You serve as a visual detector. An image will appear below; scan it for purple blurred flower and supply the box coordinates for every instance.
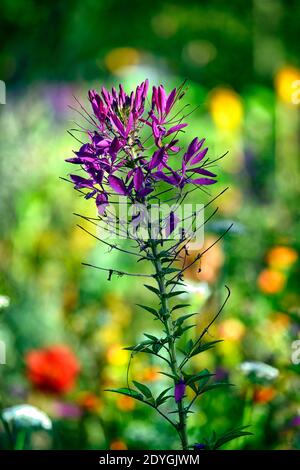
[54,402,82,419]
[174,378,186,402]
[290,416,300,427]
[215,366,229,382]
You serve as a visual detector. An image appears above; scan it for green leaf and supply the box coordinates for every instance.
[160,258,175,264]
[185,339,194,355]
[162,267,180,274]
[212,426,252,449]
[136,304,159,317]
[123,341,151,352]
[144,333,158,341]
[165,290,186,299]
[159,371,178,381]
[189,340,223,358]
[105,388,144,401]
[132,381,153,399]
[157,250,172,258]
[166,280,186,287]
[155,387,172,407]
[173,313,196,328]
[144,284,161,297]
[171,304,191,312]
[185,370,213,386]
[173,324,195,338]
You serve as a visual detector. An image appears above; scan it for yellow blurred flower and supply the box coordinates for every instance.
[116,395,136,412]
[218,186,243,216]
[218,318,246,341]
[110,439,128,450]
[104,293,132,326]
[275,66,300,105]
[266,246,298,270]
[209,88,243,132]
[106,344,129,366]
[104,48,140,74]
[94,324,121,346]
[69,226,95,253]
[258,269,286,294]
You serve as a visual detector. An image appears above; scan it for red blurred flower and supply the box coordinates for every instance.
[26,345,80,394]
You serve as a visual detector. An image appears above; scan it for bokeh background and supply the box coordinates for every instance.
[1,0,300,450]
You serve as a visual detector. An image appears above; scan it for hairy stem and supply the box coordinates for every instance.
[149,239,188,450]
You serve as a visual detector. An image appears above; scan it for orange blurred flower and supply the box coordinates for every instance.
[116,395,136,412]
[140,366,160,382]
[110,439,128,450]
[266,246,298,270]
[258,269,285,294]
[26,345,80,394]
[77,392,102,412]
[182,236,224,284]
[253,386,276,404]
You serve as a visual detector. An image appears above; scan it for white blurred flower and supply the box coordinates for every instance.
[2,405,52,430]
[0,295,10,309]
[240,361,279,381]
[182,281,211,298]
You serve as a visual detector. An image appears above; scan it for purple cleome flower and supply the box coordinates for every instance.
[174,378,186,402]
[66,80,217,215]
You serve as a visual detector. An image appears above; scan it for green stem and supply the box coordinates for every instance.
[149,239,188,450]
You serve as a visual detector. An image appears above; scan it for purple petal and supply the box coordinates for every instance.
[165,211,180,237]
[157,85,167,115]
[190,177,217,185]
[166,123,187,136]
[125,112,134,137]
[66,157,95,164]
[110,114,125,137]
[96,192,108,215]
[174,379,186,402]
[85,190,97,200]
[190,147,208,165]
[133,167,144,191]
[137,186,154,198]
[108,175,127,195]
[75,143,95,158]
[187,167,216,177]
[70,174,95,189]
[149,148,166,170]
[165,88,177,114]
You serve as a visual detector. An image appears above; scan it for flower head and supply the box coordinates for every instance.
[240,361,279,382]
[66,80,217,216]
[2,405,52,430]
[26,345,80,394]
